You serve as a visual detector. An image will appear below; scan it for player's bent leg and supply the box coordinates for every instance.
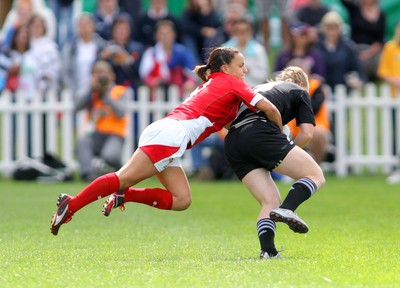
[274,146,325,189]
[271,146,325,233]
[102,149,160,216]
[104,155,191,215]
[157,166,192,211]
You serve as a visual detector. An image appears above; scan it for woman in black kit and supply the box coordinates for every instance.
[340,0,386,82]
[224,66,326,259]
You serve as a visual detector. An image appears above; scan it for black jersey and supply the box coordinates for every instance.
[233,81,315,127]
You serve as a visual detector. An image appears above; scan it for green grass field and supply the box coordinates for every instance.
[1,175,399,288]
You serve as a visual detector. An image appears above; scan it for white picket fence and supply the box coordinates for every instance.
[0,85,182,177]
[0,83,399,178]
[328,83,400,176]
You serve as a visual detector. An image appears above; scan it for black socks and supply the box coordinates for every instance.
[257,218,278,256]
[280,177,317,212]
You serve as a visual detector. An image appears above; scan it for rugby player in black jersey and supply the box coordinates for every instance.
[225,66,326,259]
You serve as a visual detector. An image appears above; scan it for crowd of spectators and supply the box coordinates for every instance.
[0,0,397,181]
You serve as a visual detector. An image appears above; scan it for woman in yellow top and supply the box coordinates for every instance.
[377,20,400,98]
[377,20,400,184]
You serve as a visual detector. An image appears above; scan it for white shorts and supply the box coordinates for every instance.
[139,119,189,172]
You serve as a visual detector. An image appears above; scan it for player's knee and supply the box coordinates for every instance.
[175,194,192,210]
[310,169,325,191]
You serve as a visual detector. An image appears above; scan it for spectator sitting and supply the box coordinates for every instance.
[61,13,106,100]
[340,0,386,82]
[286,58,331,164]
[315,11,364,92]
[139,20,197,100]
[181,0,221,63]
[223,18,269,88]
[135,0,182,48]
[75,60,131,182]
[274,21,325,80]
[0,0,56,48]
[93,0,122,41]
[99,13,144,96]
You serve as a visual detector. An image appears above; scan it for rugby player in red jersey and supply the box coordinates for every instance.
[50,46,282,236]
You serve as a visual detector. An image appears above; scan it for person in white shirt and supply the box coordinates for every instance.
[223,18,269,88]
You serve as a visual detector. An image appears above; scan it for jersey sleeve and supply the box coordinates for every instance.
[295,90,316,126]
[230,77,259,111]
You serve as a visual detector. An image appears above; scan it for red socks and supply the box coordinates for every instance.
[68,173,120,214]
[67,173,173,213]
[124,187,173,210]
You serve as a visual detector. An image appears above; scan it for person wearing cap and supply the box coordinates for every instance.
[274,21,325,79]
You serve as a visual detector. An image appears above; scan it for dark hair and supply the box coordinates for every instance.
[10,25,30,51]
[155,19,176,33]
[28,14,48,36]
[111,13,132,32]
[194,47,240,82]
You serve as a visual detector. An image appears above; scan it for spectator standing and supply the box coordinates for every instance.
[75,60,130,181]
[118,0,142,31]
[135,0,182,48]
[203,3,248,51]
[93,0,122,41]
[377,20,400,98]
[340,0,386,82]
[48,0,74,47]
[99,14,144,96]
[377,20,400,184]
[0,0,56,48]
[139,20,197,100]
[315,11,364,92]
[28,14,60,93]
[274,22,325,79]
[223,18,269,88]
[295,0,330,43]
[254,0,291,50]
[0,25,36,158]
[61,13,106,100]
[0,25,35,99]
[181,0,221,63]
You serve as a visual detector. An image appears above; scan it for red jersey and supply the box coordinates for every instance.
[166,72,262,147]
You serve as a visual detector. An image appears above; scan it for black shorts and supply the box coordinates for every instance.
[224,120,295,181]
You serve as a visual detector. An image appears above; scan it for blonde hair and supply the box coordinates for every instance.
[275,66,309,90]
[321,11,343,31]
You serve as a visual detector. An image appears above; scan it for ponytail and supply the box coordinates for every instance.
[194,47,240,82]
[194,64,210,82]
